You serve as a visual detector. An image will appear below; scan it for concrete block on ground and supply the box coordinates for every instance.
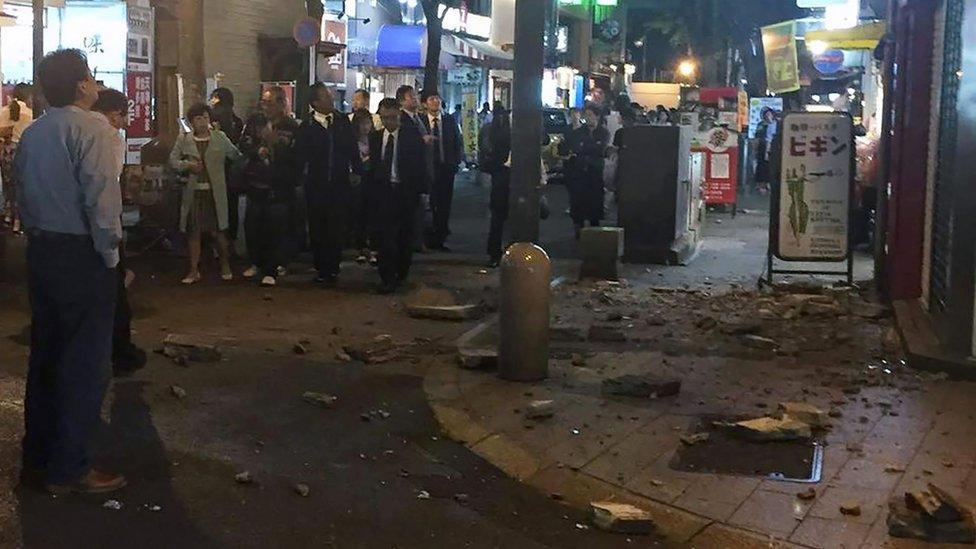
[580,227,623,280]
[161,333,222,362]
[407,304,482,321]
[457,348,498,370]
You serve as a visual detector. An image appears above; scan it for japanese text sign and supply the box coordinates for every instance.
[126,71,153,139]
[776,112,853,261]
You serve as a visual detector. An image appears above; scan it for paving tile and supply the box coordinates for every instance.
[671,495,740,522]
[758,479,818,495]
[807,486,889,525]
[728,488,811,536]
[790,517,871,549]
[625,469,693,504]
[582,429,680,486]
[678,474,761,505]
[833,458,902,493]
[690,522,798,549]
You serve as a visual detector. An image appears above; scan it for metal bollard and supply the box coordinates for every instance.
[498,242,551,382]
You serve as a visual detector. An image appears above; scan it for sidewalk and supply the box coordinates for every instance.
[426,275,976,547]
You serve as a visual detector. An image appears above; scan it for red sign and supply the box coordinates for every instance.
[126,71,153,138]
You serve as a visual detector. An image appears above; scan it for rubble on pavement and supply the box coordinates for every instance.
[590,501,654,535]
[719,416,812,442]
[160,333,222,363]
[457,348,498,370]
[778,402,829,428]
[404,287,482,321]
[889,484,976,544]
[302,392,338,408]
[602,374,681,399]
[525,400,555,420]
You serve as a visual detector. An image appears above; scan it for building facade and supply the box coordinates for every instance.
[882,0,976,368]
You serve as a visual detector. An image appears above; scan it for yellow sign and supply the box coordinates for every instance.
[761,21,801,94]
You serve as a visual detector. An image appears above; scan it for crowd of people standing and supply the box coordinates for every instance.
[165,81,464,294]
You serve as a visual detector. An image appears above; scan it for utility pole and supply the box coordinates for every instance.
[509,0,545,242]
[498,0,551,383]
[32,0,43,85]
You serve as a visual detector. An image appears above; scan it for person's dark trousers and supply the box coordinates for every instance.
[244,198,288,279]
[226,190,242,241]
[377,193,419,286]
[112,253,132,352]
[429,164,457,248]
[486,167,511,263]
[23,231,117,484]
[306,185,348,278]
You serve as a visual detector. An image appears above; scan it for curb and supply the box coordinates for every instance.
[422,360,810,548]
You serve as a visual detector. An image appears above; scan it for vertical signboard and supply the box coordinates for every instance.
[761,21,800,94]
[462,91,479,162]
[126,5,154,164]
[773,112,853,262]
[318,19,347,86]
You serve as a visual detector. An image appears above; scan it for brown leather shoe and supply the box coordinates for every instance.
[46,470,127,495]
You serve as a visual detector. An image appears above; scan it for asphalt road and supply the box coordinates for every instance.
[3,346,668,548]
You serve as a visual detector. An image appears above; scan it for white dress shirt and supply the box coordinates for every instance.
[382,128,399,183]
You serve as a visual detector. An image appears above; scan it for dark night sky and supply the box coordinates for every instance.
[627,0,808,74]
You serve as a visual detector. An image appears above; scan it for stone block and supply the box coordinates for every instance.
[580,227,623,280]
[590,501,654,535]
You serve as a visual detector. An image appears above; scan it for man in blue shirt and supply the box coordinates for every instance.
[14,49,126,494]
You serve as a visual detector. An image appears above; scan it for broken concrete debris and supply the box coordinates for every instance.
[102,499,123,510]
[778,402,829,428]
[797,488,817,501]
[680,432,709,446]
[161,333,222,363]
[294,483,311,497]
[889,484,975,544]
[293,342,309,355]
[739,334,779,350]
[457,348,498,370]
[840,503,862,516]
[234,471,253,484]
[302,392,338,408]
[525,400,555,420]
[601,374,681,399]
[590,501,654,535]
[720,417,812,442]
[406,303,482,321]
[169,385,187,400]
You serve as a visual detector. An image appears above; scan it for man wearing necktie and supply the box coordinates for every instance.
[420,89,463,251]
[369,98,425,294]
[396,85,434,252]
[296,83,361,285]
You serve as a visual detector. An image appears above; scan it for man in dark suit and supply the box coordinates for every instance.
[396,85,433,252]
[296,83,361,285]
[369,98,425,294]
[420,89,463,251]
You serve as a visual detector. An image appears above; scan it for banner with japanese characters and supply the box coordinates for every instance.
[775,112,853,261]
[761,21,800,94]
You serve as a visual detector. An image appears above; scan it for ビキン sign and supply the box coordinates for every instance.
[774,112,853,262]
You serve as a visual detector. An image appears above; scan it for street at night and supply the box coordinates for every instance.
[2,0,976,547]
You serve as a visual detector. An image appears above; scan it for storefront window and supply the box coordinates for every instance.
[1,1,126,91]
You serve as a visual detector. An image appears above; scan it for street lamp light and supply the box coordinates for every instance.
[678,59,697,79]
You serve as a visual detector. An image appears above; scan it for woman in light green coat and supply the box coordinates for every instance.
[170,103,243,284]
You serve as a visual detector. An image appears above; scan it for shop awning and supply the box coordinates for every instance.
[375,24,426,68]
[805,21,887,50]
[452,36,513,69]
